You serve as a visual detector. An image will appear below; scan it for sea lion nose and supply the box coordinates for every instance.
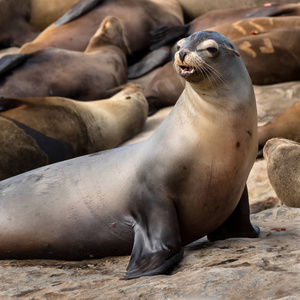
[179,50,188,62]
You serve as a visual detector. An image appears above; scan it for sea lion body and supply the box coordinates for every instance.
[0,16,128,100]
[29,0,79,30]
[264,138,300,208]
[209,16,300,41]
[150,4,300,50]
[258,101,300,155]
[0,84,148,180]
[0,0,39,48]
[177,1,300,22]
[0,31,259,278]
[20,0,183,54]
[234,27,300,85]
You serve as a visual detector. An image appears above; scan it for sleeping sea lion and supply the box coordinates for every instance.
[0,16,128,100]
[19,0,184,54]
[0,31,259,279]
[0,84,148,180]
[150,3,300,50]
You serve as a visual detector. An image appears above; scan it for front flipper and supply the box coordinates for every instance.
[128,46,171,79]
[54,0,103,27]
[0,54,29,77]
[150,24,189,51]
[207,185,260,242]
[125,199,183,279]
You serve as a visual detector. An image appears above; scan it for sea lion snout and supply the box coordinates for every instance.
[179,49,188,62]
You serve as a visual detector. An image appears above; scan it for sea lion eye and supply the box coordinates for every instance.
[206,47,218,55]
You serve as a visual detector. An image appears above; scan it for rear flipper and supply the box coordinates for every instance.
[0,54,29,77]
[125,198,183,279]
[150,24,189,51]
[207,185,260,242]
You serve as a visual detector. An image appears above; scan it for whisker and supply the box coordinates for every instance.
[202,61,230,89]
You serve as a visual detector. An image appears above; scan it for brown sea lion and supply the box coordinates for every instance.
[263,138,300,208]
[0,0,39,49]
[143,61,183,115]
[29,0,79,30]
[145,25,300,113]
[19,0,184,54]
[0,31,259,279]
[209,16,300,41]
[235,27,300,85]
[177,0,300,22]
[0,84,147,180]
[150,3,300,50]
[0,16,128,100]
[258,100,300,157]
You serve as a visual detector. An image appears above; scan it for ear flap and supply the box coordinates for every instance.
[225,44,240,57]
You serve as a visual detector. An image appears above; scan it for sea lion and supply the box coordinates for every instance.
[150,3,300,50]
[0,0,39,49]
[258,101,300,157]
[263,138,300,208]
[19,0,184,54]
[208,16,300,41]
[0,31,259,279]
[0,16,128,100]
[143,61,183,115]
[0,84,147,180]
[177,0,300,22]
[145,25,300,113]
[29,0,79,30]
[235,27,300,85]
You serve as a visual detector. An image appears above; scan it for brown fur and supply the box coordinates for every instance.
[0,0,39,48]
[0,84,148,180]
[0,17,128,100]
[20,0,183,54]
[264,138,300,207]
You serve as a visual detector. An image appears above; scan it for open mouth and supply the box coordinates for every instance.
[177,65,199,78]
[179,65,195,74]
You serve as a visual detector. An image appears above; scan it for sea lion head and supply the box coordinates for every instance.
[174,31,241,84]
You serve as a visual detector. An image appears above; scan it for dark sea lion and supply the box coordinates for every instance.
[0,0,39,49]
[0,31,259,279]
[19,0,184,54]
[235,27,300,85]
[258,101,300,157]
[0,16,128,100]
[263,138,300,208]
[150,3,300,50]
[0,84,147,180]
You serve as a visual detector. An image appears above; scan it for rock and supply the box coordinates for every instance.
[1,206,299,299]
[247,158,279,214]
[254,81,300,125]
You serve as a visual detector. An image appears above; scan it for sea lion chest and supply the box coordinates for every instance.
[142,91,257,245]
